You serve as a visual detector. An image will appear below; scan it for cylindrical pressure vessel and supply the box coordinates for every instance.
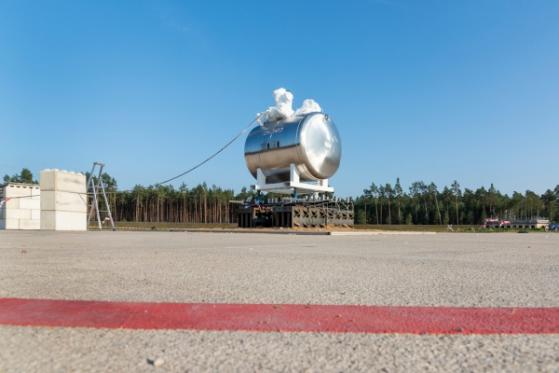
[244,112,341,183]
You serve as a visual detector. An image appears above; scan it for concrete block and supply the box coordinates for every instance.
[39,169,87,231]
[19,196,41,210]
[0,183,41,230]
[5,198,20,209]
[2,218,20,230]
[41,211,87,231]
[19,219,40,230]
[31,209,40,220]
[41,191,87,213]
[40,211,54,231]
[40,169,86,193]
[4,184,33,198]
[6,209,32,220]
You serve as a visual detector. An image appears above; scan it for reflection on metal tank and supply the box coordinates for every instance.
[244,112,341,183]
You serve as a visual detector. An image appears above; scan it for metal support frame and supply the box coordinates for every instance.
[236,199,354,228]
[87,162,115,231]
[254,163,334,195]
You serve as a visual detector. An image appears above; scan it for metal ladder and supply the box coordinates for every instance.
[87,162,115,231]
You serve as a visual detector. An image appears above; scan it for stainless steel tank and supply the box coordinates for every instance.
[244,112,341,183]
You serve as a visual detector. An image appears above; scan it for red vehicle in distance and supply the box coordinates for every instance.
[484,218,511,229]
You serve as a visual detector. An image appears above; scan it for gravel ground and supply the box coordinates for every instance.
[1,326,558,372]
[0,230,558,372]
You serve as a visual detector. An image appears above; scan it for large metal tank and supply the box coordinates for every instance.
[244,112,341,183]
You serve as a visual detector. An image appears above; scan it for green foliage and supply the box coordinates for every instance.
[2,168,37,184]
[7,166,558,226]
[356,209,366,225]
[405,213,413,225]
[85,172,117,191]
[111,181,238,224]
[20,168,33,183]
[443,209,450,225]
[357,178,559,225]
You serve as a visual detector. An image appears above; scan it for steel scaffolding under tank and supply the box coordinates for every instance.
[236,198,354,229]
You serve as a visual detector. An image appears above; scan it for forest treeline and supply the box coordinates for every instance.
[3,169,559,225]
[355,178,559,225]
[110,183,245,224]
[91,176,559,225]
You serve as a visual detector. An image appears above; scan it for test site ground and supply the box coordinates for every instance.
[1,231,558,371]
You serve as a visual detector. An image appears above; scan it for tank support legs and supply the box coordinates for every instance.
[254,164,334,195]
[289,164,300,184]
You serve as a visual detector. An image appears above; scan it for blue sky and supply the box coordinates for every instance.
[1,0,558,196]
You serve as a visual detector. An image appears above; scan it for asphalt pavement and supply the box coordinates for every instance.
[0,231,558,371]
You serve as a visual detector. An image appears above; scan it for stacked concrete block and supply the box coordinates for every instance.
[0,183,41,230]
[40,169,87,231]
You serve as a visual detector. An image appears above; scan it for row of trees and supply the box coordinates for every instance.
[2,168,241,224]
[3,168,36,184]
[69,176,559,225]
[111,184,237,224]
[89,171,249,224]
[354,178,559,225]
[3,168,559,225]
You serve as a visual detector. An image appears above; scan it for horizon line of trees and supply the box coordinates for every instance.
[355,178,559,225]
[3,168,559,225]
[3,168,37,184]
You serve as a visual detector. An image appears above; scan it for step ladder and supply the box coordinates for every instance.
[87,162,115,231]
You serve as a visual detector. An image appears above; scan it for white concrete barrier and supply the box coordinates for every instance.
[0,183,41,230]
[40,191,88,212]
[40,210,87,231]
[40,169,87,231]
[40,170,86,194]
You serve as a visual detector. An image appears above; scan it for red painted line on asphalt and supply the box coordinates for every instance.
[0,298,558,334]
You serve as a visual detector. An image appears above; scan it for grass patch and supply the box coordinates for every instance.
[354,224,540,233]
[90,222,237,231]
